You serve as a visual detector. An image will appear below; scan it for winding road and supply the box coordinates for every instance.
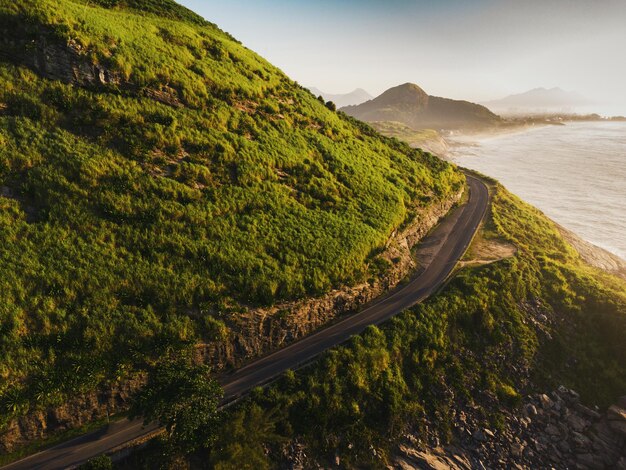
[2,174,489,470]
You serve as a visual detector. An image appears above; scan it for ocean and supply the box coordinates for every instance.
[449,121,626,260]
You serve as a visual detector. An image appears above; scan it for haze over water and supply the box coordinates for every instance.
[450,122,626,260]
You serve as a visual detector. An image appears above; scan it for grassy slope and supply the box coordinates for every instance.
[369,121,442,147]
[215,180,626,468]
[0,0,463,425]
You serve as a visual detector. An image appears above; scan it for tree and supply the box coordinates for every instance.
[130,352,223,455]
[209,404,285,470]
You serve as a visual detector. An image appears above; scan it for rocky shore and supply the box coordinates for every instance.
[557,225,626,281]
[393,388,626,469]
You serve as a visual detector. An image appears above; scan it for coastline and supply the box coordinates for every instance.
[437,116,625,158]
[445,121,557,146]
[448,120,626,263]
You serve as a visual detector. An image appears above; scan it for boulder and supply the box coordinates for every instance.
[538,394,553,409]
[545,423,561,437]
[607,405,626,422]
[566,413,589,433]
[524,404,538,417]
[607,405,626,436]
[472,429,487,442]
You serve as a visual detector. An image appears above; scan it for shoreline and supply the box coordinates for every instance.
[441,117,626,155]
[445,121,557,146]
[447,120,626,264]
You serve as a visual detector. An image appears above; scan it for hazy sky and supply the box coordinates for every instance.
[180,0,626,113]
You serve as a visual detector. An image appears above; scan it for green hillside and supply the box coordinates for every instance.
[0,0,463,425]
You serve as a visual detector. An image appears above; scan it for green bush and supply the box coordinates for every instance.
[129,353,223,455]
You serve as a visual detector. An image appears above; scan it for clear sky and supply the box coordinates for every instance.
[179,0,626,113]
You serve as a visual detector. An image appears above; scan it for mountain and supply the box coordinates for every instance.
[341,83,501,130]
[482,87,589,114]
[308,87,373,107]
[0,0,463,452]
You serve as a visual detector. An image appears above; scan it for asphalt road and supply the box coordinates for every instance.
[2,174,488,470]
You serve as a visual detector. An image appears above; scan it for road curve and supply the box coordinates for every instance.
[2,174,488,470]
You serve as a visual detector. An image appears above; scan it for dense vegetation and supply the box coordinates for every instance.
[0,0,463,430]
[131,181,624,469]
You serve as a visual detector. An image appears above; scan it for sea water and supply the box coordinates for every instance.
[449,121,626,260]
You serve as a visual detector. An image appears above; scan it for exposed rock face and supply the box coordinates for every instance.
[30,39,123,87]
[0,26,182,107]
[0,378,144,454]
[392,389,626,469]
[0,22,122,88]
[196,191,463,371]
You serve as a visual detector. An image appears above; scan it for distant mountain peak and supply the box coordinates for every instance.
[369,83,430,111]
[306,87,373,107]
[389,83,429,96]
[483,87,588,114]
[342,83,499,130]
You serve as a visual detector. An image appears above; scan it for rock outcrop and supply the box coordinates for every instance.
[0,24,182,107]
[0,378,144,454]
[0,20,122,88]
[392,388,626,469]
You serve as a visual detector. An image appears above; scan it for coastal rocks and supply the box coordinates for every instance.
[556,224,626,281]
[196,191,463,372]
[392,389,626,470]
